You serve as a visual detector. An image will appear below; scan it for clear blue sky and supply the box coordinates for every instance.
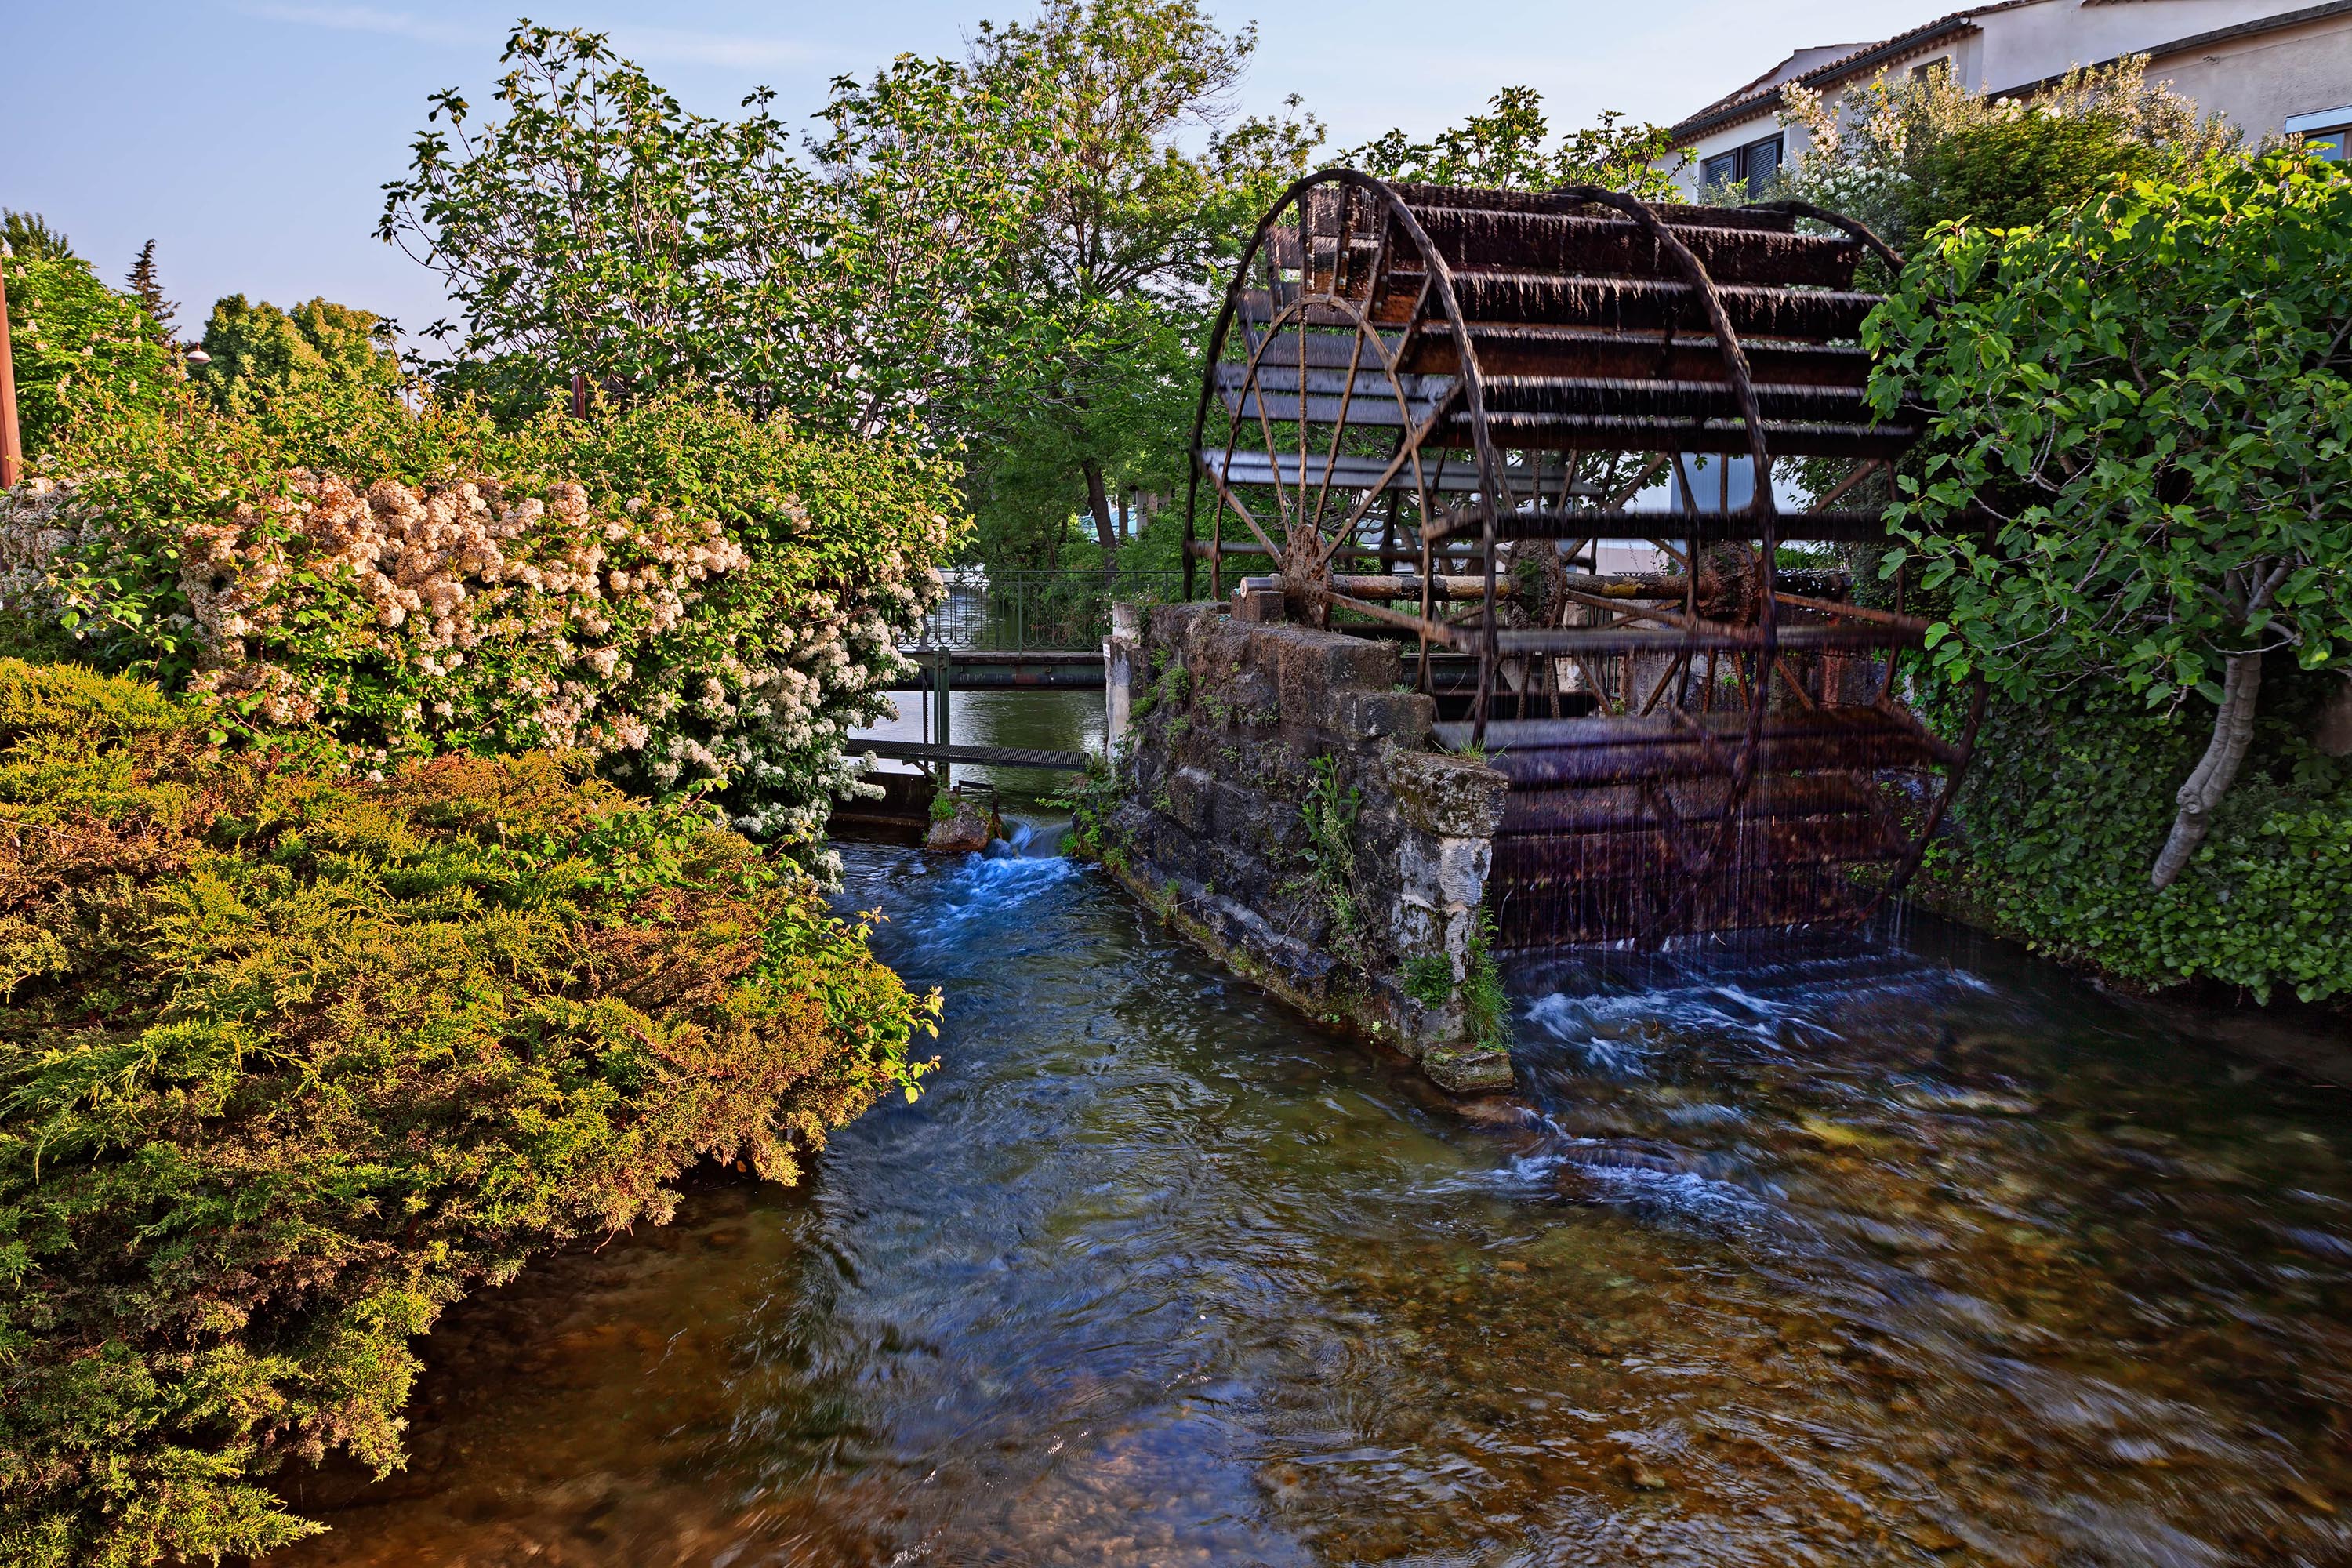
[6,1,1958,343]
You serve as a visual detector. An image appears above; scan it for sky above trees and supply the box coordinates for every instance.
[9,1,1961,341]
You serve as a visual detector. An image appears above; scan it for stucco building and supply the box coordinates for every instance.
[1666,0,2352,198]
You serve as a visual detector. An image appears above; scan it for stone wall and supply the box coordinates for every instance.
[1096,603,1510,1093]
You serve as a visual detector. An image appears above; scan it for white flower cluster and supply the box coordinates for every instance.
[0,468,955,866]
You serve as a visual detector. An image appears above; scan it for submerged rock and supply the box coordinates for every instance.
[926,788,997,853]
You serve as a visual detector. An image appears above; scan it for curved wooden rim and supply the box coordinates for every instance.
[1186,174,1949,946]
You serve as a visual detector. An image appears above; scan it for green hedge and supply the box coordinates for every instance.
[1919,683,2352,1003]
[0,659,937,1565]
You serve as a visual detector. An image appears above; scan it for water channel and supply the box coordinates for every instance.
[271,693,2352,1567]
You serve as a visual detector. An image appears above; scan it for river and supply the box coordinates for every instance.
[270,696,2352,1568]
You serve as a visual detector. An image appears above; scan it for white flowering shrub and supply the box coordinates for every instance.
[1772,57,2238,252]
[0,389,963,865]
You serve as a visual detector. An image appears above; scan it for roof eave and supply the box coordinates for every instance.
[1667,16,1984,149]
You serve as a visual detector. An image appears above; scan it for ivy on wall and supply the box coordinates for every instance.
[1920,681,2352,1004]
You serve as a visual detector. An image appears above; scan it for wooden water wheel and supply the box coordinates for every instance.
[1184,172,1984,948]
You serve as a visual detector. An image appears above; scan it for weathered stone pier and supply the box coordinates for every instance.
[1098,602,1514,1093]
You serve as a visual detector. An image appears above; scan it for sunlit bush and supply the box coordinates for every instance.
[0,658,938,1566]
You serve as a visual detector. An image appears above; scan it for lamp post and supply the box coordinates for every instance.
[0,246,21,490]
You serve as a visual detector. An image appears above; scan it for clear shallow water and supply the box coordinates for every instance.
[273,833,2352,1567]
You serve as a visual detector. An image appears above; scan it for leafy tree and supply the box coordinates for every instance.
[1867,151,2352,888]
[122,240,174,342]
[379,26,751,407]
[1343,89,1683,201]
[725,53,1044,435]
[378,9,1316,574]
[0,210,75,263]
[964,0,1320,574]
[190,294,401,408]
[0,253,176,460]
[379,24,1040,436]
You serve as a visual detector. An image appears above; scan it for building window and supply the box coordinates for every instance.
[1700,133,1785,198]
[1911,56,1951,83]
[2285,105,2350,161]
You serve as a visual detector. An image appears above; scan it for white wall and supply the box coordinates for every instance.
[2152,14,2352,141]
[1973,0,2325,96]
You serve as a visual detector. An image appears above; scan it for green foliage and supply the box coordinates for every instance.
[1868,152,2352,710]
[0,659,938,1566]
[1050,750,1125,860]
[1401,951,1452,1008]
[0,378,964,863]
[0,254,177,461]
[1301,752,1361,945]
[1906,112,2160,235]
[191,295,401,409]
[960,0,1320,567]
[1344,89,1684,201]
[1461,909,1512,1050]
[378,10,1316,572]
[1923,686,2352,1004]
[1399,909,1512,1047]
[1,211,76,263]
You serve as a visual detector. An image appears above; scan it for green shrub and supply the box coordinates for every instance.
[1301,753,1362,946]
[1777,55,2234,256]
[1905,111,2160,234]
[0,254,176,463]
[1401,952,1452,1009]
[1050,752,1123,859]
[0,659,938,1565]
[0,383,964,867]
[1921,684,2352,1004]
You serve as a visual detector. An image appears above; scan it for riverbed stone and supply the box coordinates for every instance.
[925,789,996,853]
[1421,1046,1515,1094]
[1099,601,1509,1094]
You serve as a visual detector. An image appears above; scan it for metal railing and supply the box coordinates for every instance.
[906,568,1192,652]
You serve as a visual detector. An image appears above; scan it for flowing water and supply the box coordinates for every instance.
[274,794,2352,1566]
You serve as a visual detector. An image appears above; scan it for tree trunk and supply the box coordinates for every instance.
[2150,651,2262,891]
[1082,458,1120,586]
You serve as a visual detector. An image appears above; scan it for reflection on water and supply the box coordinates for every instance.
[274,837,2352,1566]
[852,688,1105,800]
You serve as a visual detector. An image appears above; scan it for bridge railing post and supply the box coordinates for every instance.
[932,649,953,789]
